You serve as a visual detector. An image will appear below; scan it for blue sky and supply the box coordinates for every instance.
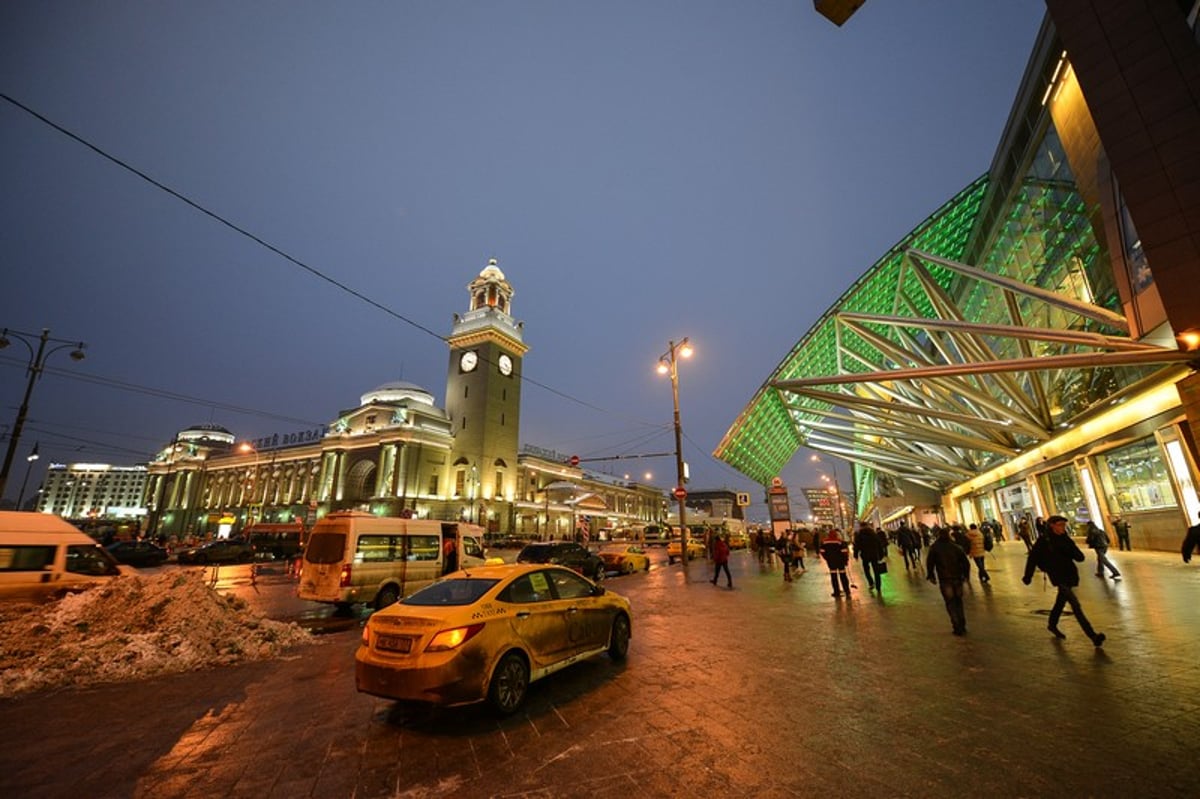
[1,1,1046,519]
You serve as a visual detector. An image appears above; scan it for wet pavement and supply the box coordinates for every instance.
[2,541,1200,798]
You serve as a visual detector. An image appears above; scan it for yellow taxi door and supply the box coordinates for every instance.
[546,568,611,654]
[503,570,574,666]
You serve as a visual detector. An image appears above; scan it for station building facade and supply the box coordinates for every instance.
[716,4,1200,550]
[143,261,665,539]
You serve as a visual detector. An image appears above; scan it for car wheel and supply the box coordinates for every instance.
[375,585,400,610]
[668,556,675,565]
[643,560,651,571]
[488,651,529,716]
[196,554,208,565]
[593,563,605,582]
[623,562,634,575]
[608,614,631,661]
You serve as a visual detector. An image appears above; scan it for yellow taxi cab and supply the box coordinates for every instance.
[667,537,707,565]
[355,563,632,714]
[598,544,651,574]
[727,532,750,550]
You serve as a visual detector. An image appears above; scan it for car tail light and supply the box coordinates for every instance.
[339,564,352,587]
[425,623,485,652]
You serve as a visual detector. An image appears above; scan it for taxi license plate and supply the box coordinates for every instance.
[377,634,413,653]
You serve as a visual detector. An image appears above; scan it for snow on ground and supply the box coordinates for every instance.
[0,570,314,698]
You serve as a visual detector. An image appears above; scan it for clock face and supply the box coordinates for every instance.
[498,354,513,376]
[459,351,478,372]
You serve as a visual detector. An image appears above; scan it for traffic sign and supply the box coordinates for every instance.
[569,455,580,467]
[736,492,751,506]
[673,486,687,500]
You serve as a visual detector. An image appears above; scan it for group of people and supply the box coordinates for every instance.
[922,515,1107,646]
[723,515,1138,649]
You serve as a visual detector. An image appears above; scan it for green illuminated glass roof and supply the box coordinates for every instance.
[715,168,1189,501]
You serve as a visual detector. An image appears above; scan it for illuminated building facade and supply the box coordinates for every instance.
[716,5,1200,550]
[39,462,148,520]
[145,261,667,538]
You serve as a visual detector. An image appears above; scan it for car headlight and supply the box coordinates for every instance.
[426,623,485,652]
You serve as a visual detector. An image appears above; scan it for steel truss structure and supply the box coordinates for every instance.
[714,174,1193,505]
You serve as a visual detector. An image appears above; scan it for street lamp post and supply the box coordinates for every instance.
[657,338,693,570]
[15,442,39,511]
[0,328,86,501]
[239,442,261,527]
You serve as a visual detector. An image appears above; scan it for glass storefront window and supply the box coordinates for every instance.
[1096,436,1176,513]
[1043,465,1085,533]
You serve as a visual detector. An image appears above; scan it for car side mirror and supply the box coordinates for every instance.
[593,585,606,596]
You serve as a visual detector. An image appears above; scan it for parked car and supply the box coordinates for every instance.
[243,523,304,561]
[516,541,605,581]
[598,544,651,574]
[667,537,707,565]
[356,563,631,714]
[176,538,255,565]
[105,540,170,568]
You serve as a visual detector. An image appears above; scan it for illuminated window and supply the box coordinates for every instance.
[1096,437,1175,513]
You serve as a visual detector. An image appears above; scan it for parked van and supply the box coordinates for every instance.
[0,511,128,602]
[242,522,304,561]
[297,512,487,610]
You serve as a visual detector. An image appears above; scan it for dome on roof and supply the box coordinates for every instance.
[177,424,235,444]
[360,381,435,407]
[479,258,505,281]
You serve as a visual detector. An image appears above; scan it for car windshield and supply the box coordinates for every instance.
[304,532,346,564]
[516,545,554,563]
[401,578,500,606]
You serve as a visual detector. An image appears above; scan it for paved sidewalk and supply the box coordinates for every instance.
[2,541,1199,798]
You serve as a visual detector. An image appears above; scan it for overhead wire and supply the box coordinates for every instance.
[0,91,659,428]
[5,93,759,496]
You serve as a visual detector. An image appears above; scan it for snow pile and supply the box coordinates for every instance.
[0,570,313,698]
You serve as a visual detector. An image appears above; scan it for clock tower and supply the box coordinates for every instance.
[445,259,527,525]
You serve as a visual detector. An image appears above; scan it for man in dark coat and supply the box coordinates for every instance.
[926,526,971,635]
[854,522,886,593]
[1023,515,1106,647]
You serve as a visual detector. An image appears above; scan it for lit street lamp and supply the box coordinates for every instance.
[657,337,693,569]
[15,442,39,511]
[0,327,86,501]
[239,442,261,526]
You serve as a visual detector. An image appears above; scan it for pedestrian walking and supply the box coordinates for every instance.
[1022,515,1106,647]
[1181,511,1200,563]
[710,533,732,588]
[820,528,852,598]
[854,522,887,594]
[789,530,806,574]
[965,523,990,583]
[897,524,920,571]
[1112,515,1132,551]
[1085,521,1121,579]
[926,526,971,636]
[778,531,795,582]
[1016,516,1034,552]
[950,526,972,585]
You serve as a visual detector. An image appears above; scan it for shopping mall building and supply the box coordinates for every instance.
[716,3,1200,550]
[139,262,666,539]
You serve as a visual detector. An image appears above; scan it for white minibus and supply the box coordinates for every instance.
[0,511,128,602]
[297,511,487,610]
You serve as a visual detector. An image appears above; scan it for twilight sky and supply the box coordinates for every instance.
[1,1,1046,520]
